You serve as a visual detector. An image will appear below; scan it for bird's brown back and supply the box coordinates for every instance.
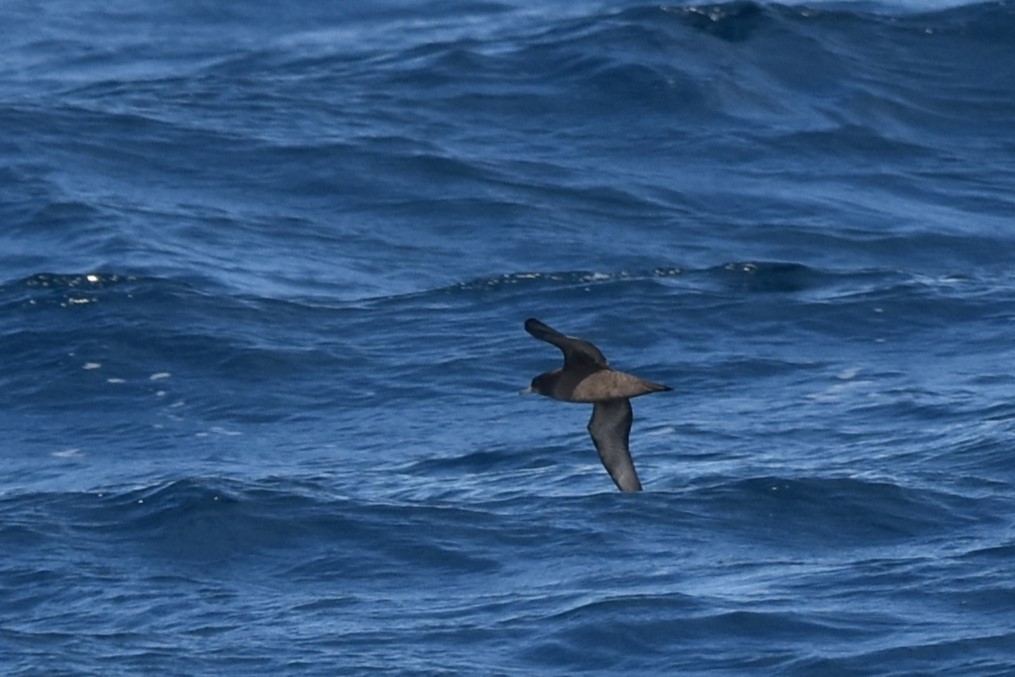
[568,369,670,403]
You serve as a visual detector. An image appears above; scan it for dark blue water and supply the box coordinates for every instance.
[3,0,1015,673]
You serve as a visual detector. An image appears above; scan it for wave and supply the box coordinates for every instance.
[1,467,995,549]
[685,474,987,543]
[2,469,1010,674]
[341,0,1015,128]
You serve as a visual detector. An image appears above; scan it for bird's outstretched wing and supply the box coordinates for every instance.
[587,399,642,492]
[524,318,608,368]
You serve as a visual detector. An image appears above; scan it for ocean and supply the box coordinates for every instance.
[2,0,1014,673]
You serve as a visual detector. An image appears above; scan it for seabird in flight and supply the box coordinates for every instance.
[523,318,670,492]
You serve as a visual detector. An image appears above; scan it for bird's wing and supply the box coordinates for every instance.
[587,399,642,492]
[524,318,608,368]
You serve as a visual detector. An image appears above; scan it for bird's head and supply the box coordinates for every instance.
[524,372,554,397]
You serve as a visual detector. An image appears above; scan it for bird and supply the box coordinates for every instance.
[523,318,670,492]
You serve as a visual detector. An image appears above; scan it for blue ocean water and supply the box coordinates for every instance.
[3,0,1015,673]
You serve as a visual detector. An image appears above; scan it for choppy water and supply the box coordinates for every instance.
[2,0,1014,674]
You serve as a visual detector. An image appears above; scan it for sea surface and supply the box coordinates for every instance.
[2,0,1014,674]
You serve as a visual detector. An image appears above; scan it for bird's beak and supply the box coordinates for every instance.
[518,385,534,395]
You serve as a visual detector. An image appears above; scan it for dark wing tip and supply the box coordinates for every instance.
[524,318,566,343]
[525,318,610,367]
[524,318,551,334]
